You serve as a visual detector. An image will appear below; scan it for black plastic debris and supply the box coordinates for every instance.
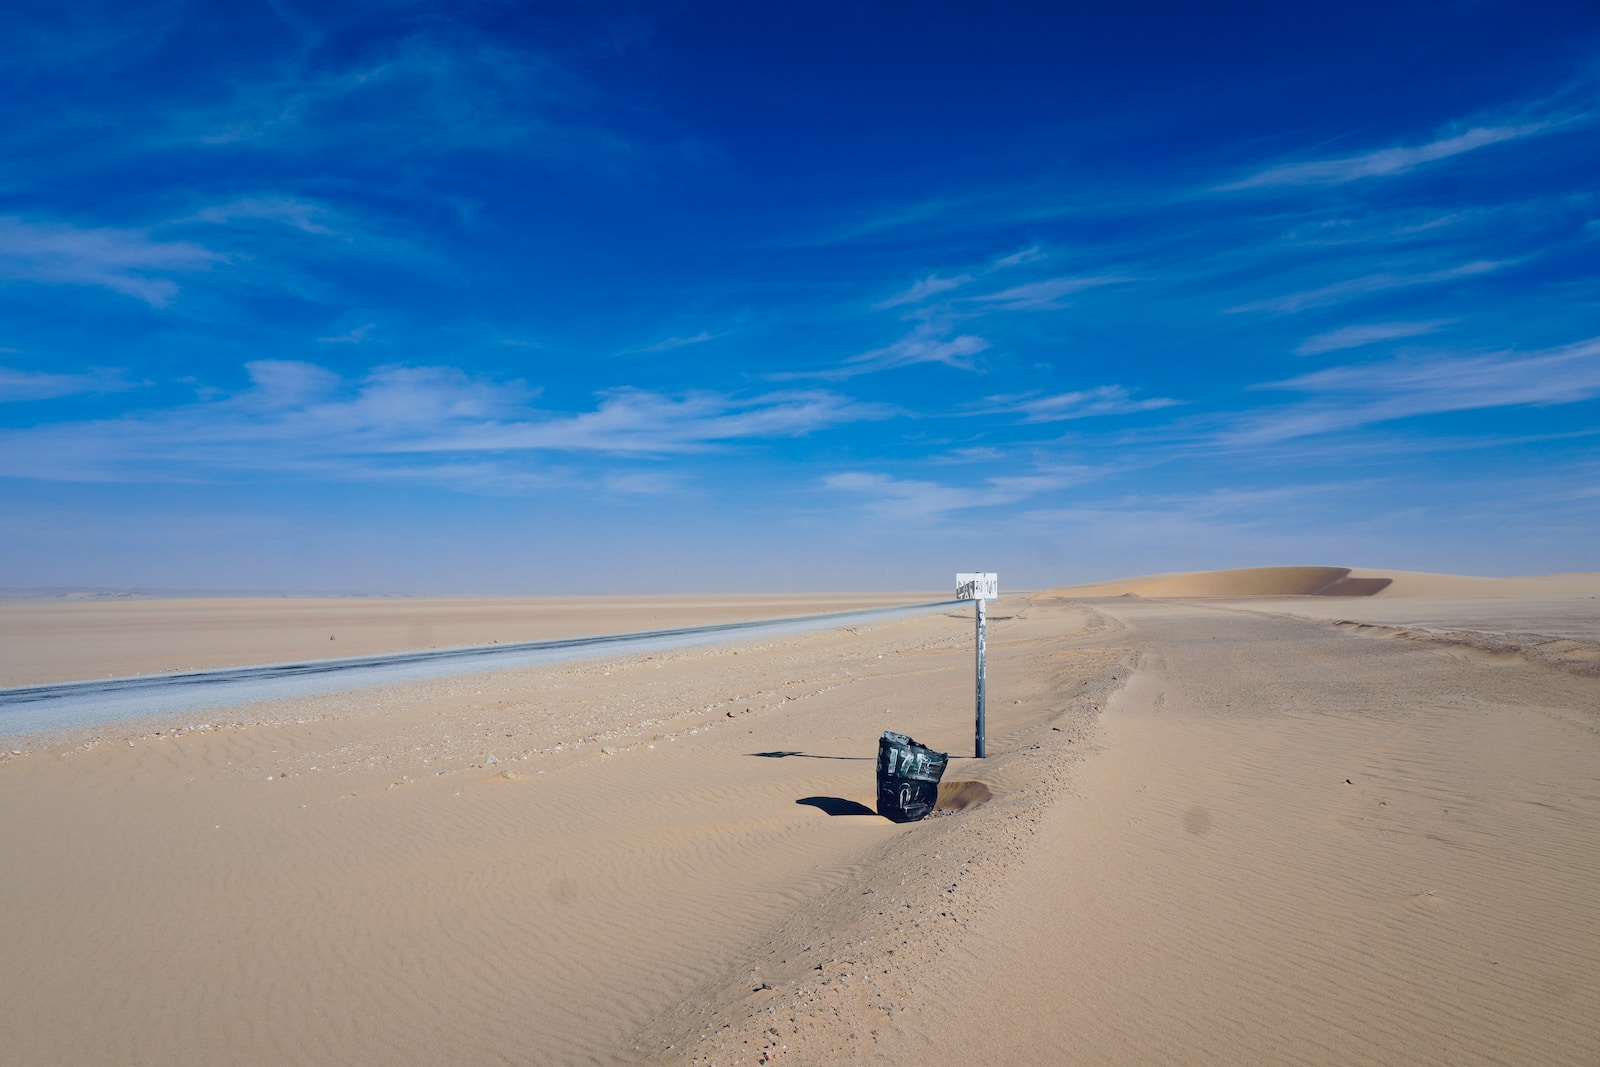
[876,730,949,823]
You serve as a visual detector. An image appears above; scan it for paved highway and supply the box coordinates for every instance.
[0,600,962,738]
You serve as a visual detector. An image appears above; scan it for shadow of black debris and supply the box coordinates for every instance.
[796,796,878,817]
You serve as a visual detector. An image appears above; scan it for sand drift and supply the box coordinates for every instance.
[0,599,959,737]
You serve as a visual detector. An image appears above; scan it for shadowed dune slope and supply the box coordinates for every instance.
[1051,566,1383,598]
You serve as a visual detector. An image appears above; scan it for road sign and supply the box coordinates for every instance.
[956,572,998,601]
[956,573,998,757]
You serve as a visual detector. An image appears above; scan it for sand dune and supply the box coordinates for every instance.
[1053,564,1600,599]
[3,578,1598,1065]
[1059,567,1600,671]
[1055,564,1377,597]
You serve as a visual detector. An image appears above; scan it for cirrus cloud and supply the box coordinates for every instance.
[1223,336,1600,445]
[0,360,891,485]
[1217,121,1568,190]
[0,217,221,306]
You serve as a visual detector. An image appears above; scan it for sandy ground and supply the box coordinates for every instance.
[0,593,935,688]
[860,599,1600,1066]
[3,572,1598,1065]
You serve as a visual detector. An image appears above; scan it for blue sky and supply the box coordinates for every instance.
[2,0,1597,593]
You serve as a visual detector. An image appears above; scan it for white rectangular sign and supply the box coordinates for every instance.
[956,572,998,601]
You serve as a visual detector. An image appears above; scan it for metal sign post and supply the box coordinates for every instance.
[956,573,998,758]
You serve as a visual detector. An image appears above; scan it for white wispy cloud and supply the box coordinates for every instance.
[807,195,972,246]
[980,385,1179,422]
[0,217,221,306]
[435,387,888,454]
[874,274,973,309]
[177,196,452,302]
[174,36,634,170]
[188,196,340,235]
[1023,484,1336,530]
[598,471,686,495]
[871,245,1048,310]
[990,246,1047,269]
[839,325,990,376]
[1294,320,1451,356]
[1012,483,1383,571]
[188,49,454,146]
[1228,260,1508,314]
[936,446,1009,464]
[317,323,377,344]
[1280,207,1484,249]
[824,468,1083,519]
[968,274,1124,310]
[1274,337,1600,408]
[240,360,343,408]
[626,331,718,354]
[1225,336,1600,444]
[0,366,133,402]
[1219,121,1563,190]
[0,362,889,483]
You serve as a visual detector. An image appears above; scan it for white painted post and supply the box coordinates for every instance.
[956,573,997,759]
[975,596,987,758]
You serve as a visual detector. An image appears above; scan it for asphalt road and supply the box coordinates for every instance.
[0,600,964,739]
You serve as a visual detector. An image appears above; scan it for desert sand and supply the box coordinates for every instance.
[0,592,933,688]
[2,571,1598,1065]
